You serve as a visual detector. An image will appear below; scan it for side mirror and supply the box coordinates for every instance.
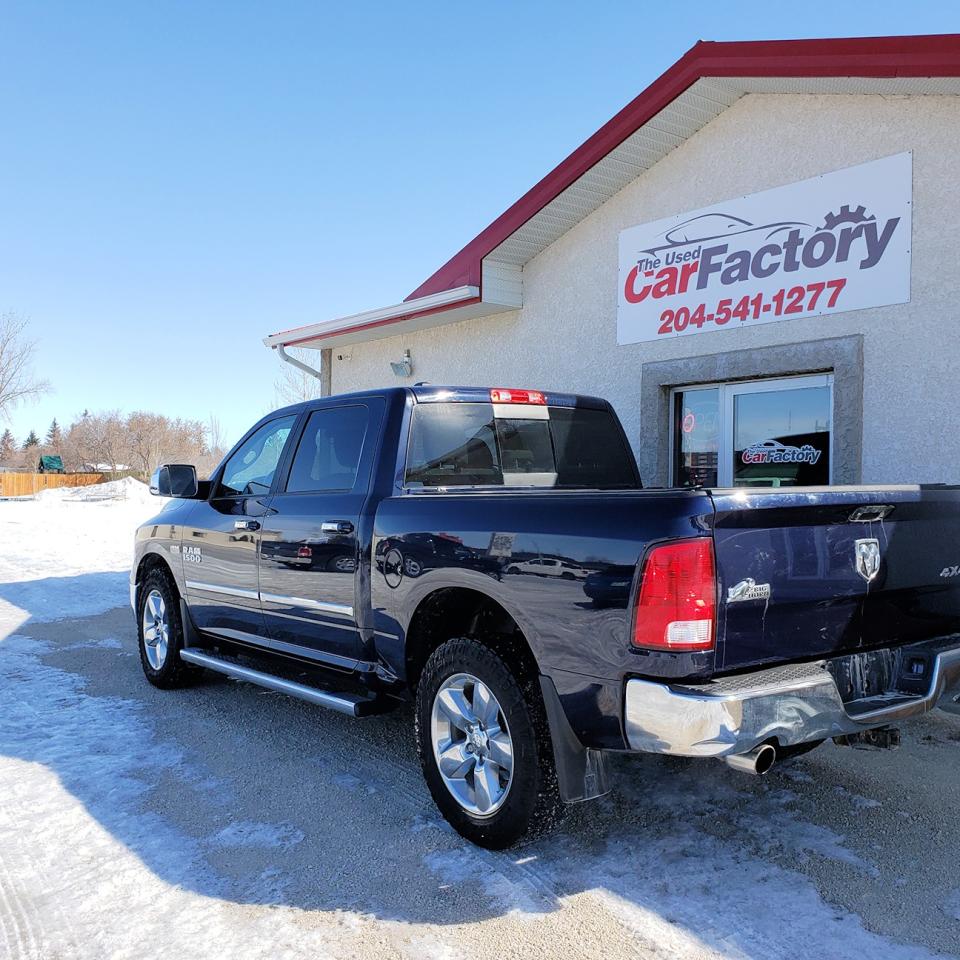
[151,464,199,498]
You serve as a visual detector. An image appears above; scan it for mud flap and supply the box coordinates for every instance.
[939,692,960,717]
[539,675,611,804]
[179,597,203,648]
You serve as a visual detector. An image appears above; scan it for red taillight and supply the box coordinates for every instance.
[490,388,546,405]
[632,538,716,652]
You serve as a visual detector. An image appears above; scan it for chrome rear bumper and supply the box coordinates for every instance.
[624,639,960,758]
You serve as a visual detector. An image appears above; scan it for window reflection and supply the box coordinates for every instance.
[674,388,719,487]
[672,376,833,488]
[733,386,830,487]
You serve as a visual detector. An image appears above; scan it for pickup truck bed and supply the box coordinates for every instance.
[132,385,960,847]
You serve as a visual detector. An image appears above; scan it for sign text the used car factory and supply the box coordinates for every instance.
[617,153,912,344]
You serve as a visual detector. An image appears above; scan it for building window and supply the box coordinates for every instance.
[671,373,833,487]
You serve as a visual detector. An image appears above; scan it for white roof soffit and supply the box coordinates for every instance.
[267,73,960,352]
[265,284,484,351]
[485,75,960,266]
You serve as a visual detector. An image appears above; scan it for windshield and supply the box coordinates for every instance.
[405,403,639,489]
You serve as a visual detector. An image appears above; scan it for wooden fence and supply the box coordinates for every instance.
[0,473,107,498]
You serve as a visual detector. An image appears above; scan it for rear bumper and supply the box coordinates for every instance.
[624,638,960,757]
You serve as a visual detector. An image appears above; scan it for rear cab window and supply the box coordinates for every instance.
[405,400,638,490]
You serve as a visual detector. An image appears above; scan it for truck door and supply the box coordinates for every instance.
[258,398,383,666]
[183,414,297,640]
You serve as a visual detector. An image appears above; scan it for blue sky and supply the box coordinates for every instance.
[1,1,954,448]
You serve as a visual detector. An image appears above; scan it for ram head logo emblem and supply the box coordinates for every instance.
[854,538,881,583]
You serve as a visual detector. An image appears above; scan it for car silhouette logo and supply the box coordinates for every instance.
[641,212,810,257]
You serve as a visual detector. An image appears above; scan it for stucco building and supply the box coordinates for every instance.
[265,35,960,488]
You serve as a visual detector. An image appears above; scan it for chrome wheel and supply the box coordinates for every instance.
[141,588,170,670]
[430,672,514,818]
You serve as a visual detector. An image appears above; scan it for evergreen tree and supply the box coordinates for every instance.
[46,418,62,447]
[0,428,14,463]
[23,429,40,449]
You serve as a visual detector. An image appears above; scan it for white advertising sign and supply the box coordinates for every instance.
[617,153,912,344]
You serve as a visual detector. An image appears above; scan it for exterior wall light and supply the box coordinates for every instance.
[390,349,413,378]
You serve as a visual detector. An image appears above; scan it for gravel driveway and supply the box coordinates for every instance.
[1,596,958,960]
[1,490,959,959]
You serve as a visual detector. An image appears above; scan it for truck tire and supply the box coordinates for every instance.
[136,566,203,689]
[415,637,564,849]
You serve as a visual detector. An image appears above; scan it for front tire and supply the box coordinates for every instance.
[137,566,202,689]
[415,637,563,849]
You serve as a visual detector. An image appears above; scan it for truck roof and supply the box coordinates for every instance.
[269,386,613,420]
[409,385,611,409]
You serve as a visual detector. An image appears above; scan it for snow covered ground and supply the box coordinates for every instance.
[1,481,959,959]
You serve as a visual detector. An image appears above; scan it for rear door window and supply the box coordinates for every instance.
[285,405,370,493]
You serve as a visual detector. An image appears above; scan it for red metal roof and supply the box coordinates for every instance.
[405,34,960,303]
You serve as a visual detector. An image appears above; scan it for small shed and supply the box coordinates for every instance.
[38,455,65,474]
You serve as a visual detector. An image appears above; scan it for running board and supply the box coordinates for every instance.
[179,648,381,717]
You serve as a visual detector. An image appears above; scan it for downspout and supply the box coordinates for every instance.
[276,343,332,397]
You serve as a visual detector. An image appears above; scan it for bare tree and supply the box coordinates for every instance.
[0,315,50,421]
[62,409,210,477]
[206,414,227,460]
[274,347,325,406]
[86,411,128,473]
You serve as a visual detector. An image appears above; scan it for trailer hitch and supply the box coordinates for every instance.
[833,726,901,750]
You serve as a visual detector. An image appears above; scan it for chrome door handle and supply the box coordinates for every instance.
[321,520,354,534]
[234,519,261,531]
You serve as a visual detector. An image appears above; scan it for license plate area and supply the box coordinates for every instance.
[827,646,935,703]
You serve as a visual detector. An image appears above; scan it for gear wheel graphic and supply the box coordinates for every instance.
[820,204,876,231]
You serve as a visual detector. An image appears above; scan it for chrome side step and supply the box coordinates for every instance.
[179,647,378,717]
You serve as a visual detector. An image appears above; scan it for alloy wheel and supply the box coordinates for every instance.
[141,588,170,670]
[430,672,514,817]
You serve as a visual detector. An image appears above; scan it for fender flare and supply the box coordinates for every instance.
[398,568,544,655]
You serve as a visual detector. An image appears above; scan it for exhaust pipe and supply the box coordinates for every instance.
[723,744,776,776]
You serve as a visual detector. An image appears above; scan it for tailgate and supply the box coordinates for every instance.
[710,485,960,672]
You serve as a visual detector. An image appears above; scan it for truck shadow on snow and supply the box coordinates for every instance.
[2,577,960,956]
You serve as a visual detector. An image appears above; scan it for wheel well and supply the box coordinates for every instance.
[135,553,177,602]
[405,588,538,692]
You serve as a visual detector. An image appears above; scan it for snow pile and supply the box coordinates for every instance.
[0,482,167,630]
[35,476,156,504]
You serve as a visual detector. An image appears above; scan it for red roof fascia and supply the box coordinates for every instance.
[405,34,960,302]
[282,295,483,348]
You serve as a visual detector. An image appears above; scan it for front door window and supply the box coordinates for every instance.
[673,374,833,488]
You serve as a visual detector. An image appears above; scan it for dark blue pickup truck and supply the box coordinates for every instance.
[132,385,960,847]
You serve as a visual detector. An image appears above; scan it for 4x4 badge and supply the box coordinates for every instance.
[855,538,881,582]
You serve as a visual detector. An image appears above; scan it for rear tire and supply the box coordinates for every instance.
[137,566,203,689]
[415,637,564,849]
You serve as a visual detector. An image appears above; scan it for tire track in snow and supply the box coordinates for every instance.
[0,773,86,959]
[301,706,562,912]
[0,824,41,960]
